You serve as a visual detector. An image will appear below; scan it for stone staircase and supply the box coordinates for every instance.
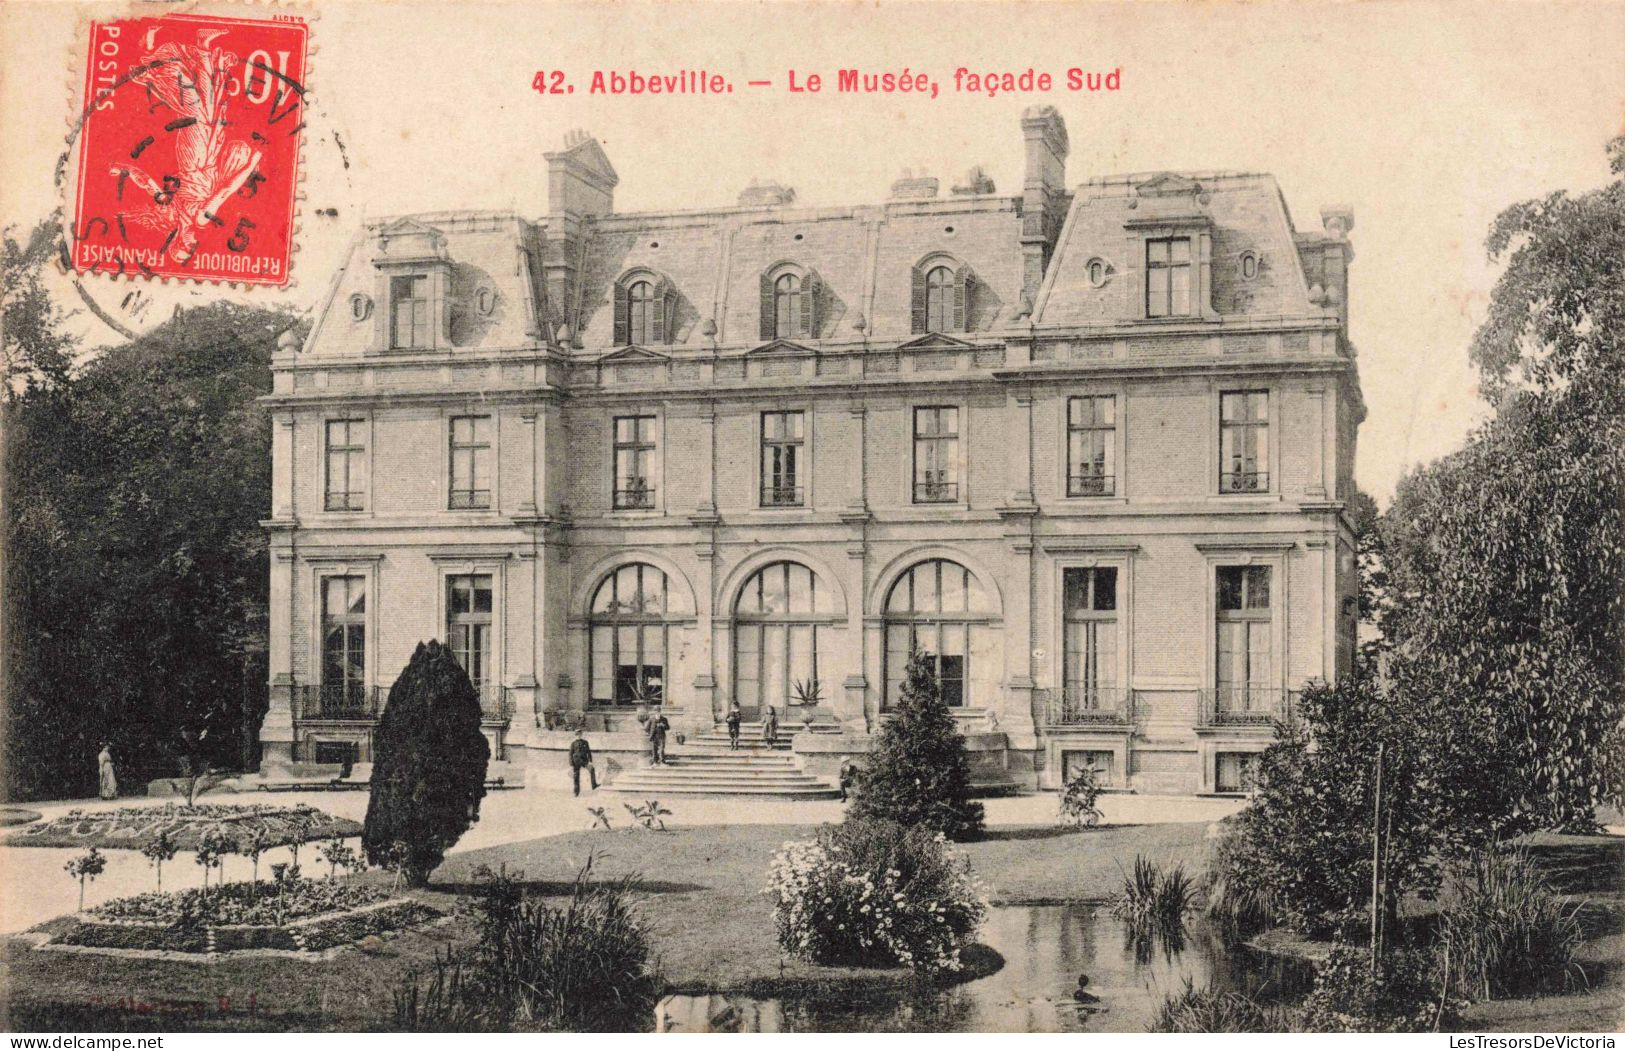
[606,723,843,799]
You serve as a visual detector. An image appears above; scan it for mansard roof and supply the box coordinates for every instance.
[570,195,1025,351]
[1034,171,1321,326]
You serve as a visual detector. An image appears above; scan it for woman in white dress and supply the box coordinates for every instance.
[97,742,118,800]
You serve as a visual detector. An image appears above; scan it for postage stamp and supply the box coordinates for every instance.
[69,11,310,286]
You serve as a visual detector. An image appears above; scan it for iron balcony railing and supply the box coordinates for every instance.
[761,484,805,507]
[297,684,384,720]
[1197,687,1295,727]
[474,683,516,722]
[325,491,366,512]
[1219,471,1269,494]
[1067,473,1115,497]
[296,683,513,722]
[449,488,493,510]
[613,480,655,510]
[1047,687,1134,726]
[914,478,960,504]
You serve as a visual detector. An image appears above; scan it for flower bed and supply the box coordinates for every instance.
[6,803,359,850]
[51,878,440,956]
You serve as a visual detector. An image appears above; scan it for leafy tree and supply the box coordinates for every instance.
[1,214,80,398]
[363,641,490,886]
[847,650,984,840]
[2,299,295,801]
[1216,674,1438,939]
[1378,137,1625,834]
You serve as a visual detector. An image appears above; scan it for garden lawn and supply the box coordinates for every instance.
[436,821,1213,992]
[1,821,1213,1030]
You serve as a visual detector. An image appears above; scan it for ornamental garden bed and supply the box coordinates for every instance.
[6,803,360,850]
[46,877,442,957]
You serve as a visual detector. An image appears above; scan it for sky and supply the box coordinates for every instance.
[2,0,1621,504]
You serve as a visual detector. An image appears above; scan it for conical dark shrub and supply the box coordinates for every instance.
[848,649,984,840]
[363,640,490,886]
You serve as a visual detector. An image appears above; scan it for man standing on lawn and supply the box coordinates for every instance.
[569,728,598,795]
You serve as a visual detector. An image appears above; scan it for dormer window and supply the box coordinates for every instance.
[774,274,804,338]
[925,266,953,332]
[628,281,658,344]
[759,265,821,341]
[612,272,678,346]
[911,257,975,334]
[391,275,431,348]
[1146,237,1192,318]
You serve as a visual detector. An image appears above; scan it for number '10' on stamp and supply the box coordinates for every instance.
[70,12,309,286]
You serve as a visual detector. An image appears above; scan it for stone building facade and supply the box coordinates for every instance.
[261,108,1363,794]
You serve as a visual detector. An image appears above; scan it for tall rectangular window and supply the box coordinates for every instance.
[447,575,493,690]
[1146,237,1192,318]
[761,411,805,507]
[320,576,366,713]
[613,415,656,510]
[391,275,430,349]
[1220,391,1270,493]
[1062,567,1118,713]
[913,406,960,504]
[1067,396,1116,496]
[1216,566,1272,714]
[449,415,492,509]
[324,419,366,511]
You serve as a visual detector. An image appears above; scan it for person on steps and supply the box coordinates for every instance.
[762,705,779,746]
[726,702,743,750]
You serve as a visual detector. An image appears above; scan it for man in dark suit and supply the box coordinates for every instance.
[569,728,598,795]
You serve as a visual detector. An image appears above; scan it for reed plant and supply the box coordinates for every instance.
[1439,848,1583,1001]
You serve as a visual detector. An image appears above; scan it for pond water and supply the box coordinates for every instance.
[657,904,1310,1033]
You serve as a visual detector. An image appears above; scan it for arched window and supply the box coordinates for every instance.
[588,563,682,706]
[911,259,973,334]
[733,561,831,714]
[612,274,676,346]
[627,280,657,344]
[925,266,953,332]
[774,273,803,339]
[883,559,992,709]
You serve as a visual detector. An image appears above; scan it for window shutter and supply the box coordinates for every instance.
[801,270,821,338]
[651,280,667,345]
[759,272,775,340]
[661,281,678,343]
[954,265,973,332]
[911,265,927,334]
[612,282,629,345]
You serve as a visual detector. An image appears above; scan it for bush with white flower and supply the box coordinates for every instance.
[765,818,986,974]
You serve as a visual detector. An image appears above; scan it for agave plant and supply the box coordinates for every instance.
[587,806,613,831]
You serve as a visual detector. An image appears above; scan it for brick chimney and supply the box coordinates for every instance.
[540,130,618,346]
[1019,106,1070,304]
[544,128,618,221]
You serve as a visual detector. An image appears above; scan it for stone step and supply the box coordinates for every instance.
[609,777,838,795]
[602,782,841,799]
[662,756,801,768]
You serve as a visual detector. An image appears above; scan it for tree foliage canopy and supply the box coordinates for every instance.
[1370,137,1625,834]
[847,650,984,841]
[363,640,490,887]
[3,274,294,800]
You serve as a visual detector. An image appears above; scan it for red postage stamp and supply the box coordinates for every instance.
[70,11,310,286]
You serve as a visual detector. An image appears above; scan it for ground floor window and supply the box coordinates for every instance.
[312,740,359,774]
[882,559,994,709]
[1062,749,1115,787]
[1215,751,1259,793]
[589,562,672,706]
